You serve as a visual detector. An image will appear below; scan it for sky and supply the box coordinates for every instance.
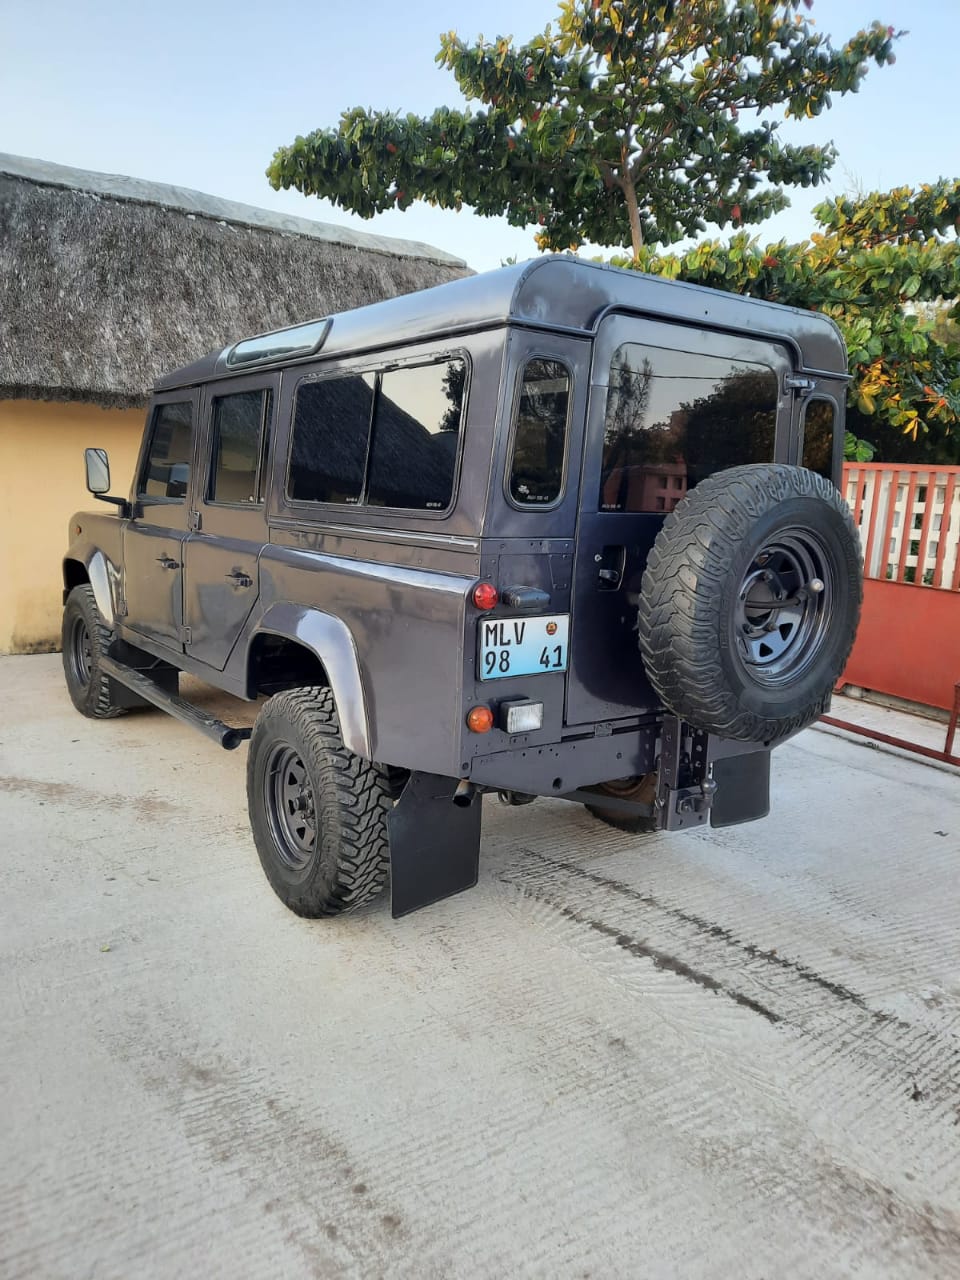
[2,0,958,272]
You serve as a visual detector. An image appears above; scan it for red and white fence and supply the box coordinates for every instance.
[844,463,960,590]
[838,463,960,712]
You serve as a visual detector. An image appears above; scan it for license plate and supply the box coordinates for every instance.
[478,614,570,681]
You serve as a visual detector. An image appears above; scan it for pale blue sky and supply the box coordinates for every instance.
[2,0,957,270]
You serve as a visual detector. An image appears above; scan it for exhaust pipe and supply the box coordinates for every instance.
[453,779,477,808]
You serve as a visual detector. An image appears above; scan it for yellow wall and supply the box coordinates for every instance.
[0,399,145,654]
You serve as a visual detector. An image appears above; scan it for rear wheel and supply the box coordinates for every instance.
[585,807,657,835]
[247,687,391,917]
[584,773,657,835]
[61,585,125,719]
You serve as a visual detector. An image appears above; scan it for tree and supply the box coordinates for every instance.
[621,181,960,462]
[267,0,898,260]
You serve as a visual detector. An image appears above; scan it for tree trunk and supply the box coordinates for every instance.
[622,172,643,261]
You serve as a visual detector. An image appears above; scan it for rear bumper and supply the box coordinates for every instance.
[468,719,772,833]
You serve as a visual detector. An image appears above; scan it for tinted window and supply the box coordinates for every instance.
[139,401,193,500]
[209,389,272,504]
[509,359,570,506]
[802,399,836,481]
[600,345,778,513]
[288,374,375,504]
[366,360,465,510]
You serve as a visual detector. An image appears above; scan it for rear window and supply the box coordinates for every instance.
[600,344,778,513]
[209,388,272,504]
[508,359,571,506]
[287,358,466,512]
[802,398,836,481]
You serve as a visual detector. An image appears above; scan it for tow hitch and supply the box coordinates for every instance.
[656,715,770,831]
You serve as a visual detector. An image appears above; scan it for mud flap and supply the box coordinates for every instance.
[709,751,771,828]
[387,773,481,918]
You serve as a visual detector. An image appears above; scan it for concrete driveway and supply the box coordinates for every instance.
[1,654,958,1279]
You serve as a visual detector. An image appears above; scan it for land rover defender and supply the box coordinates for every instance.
[62,256,862,917]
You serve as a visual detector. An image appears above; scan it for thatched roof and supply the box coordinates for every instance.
[0,154,469,409]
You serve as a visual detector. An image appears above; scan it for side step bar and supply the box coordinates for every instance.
[99,654,252,751]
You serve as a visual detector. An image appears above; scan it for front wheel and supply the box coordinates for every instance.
[246,687,391,917]
[61,585,126,719]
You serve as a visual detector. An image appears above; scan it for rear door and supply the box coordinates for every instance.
[565,315,793,727]
[182,376,276,669]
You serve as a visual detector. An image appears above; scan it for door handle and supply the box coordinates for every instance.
[595,545,626,591]
[225,570,253,589]
[156,555,179,571]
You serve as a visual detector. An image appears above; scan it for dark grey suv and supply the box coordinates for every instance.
[61,256,861,918]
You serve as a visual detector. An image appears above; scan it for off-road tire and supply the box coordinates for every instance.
[247,687,391,917]
[638,464,862,743]
[61,584,126,719]
[584,805,657,835]
[381,765,410,802]
[583,773,658,834]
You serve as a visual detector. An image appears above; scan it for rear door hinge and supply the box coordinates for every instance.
[189,510,202,532]
[784,374,816,397]
[181,626,192,645]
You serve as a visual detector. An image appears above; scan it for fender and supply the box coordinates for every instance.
[253,603,373,759]
[64,546,122,628]
[85,551,118,626]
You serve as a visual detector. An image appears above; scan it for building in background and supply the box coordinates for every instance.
[0,154,468,654]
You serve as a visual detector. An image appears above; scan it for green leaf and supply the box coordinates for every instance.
[902,274,921,298]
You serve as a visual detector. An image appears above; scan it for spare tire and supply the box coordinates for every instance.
[637,464,862,743]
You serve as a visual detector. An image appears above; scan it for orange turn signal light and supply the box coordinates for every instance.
[466,705,494,733]
[472,581,499,611]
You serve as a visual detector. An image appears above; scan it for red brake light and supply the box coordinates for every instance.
[472,582,499,611]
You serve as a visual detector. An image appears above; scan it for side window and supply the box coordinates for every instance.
[288,374,375,504]
[286,358,467,512]
[508,359,571,506]
[139,401,194,500]
[366,360,465,511]
[600,344,778,513]
[209,389,273,505]
[802,398,836,481]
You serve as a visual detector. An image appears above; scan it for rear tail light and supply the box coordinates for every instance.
[472,582,499,611]
[466,706,494,733]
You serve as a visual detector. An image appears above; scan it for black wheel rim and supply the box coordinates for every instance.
[263,744,318,871]
[731,529,833,686]
[69,616,93,688]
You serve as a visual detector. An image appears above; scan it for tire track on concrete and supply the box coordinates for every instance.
[492,873,960,1276]
[496,837,960,1115]
[492,846,960,1206]
[514,845,880,1016]
[111,1030,420,1279]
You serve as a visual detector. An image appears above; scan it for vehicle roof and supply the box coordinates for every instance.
[155,254,848,391]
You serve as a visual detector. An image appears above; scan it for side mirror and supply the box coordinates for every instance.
[84,448,130,516]
[85,447,111,495]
